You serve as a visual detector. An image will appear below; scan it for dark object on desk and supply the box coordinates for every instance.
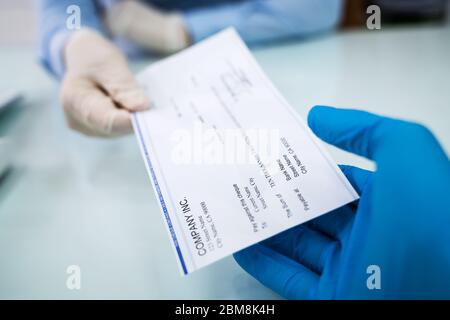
[372,0,448,22]
[342,0,449,27]
[0,163,12,185]
[0,90,21,114]
[0,138,11,179]
[0,90,22,130]
[0,90,22,178]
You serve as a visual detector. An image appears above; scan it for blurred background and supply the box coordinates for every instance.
[1,0,449,46]
[0,0,449,299]
[0,0,35,46]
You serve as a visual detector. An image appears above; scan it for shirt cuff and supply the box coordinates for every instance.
[48,30,72,79]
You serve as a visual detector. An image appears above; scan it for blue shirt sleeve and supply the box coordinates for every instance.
[183,0,343,45]
[36,0,105,78]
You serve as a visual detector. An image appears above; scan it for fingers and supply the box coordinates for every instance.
[308,105,443,172]
[62,28,150,137]
[263,225,337,275]
[112,87,149,111]
[306,204,356,243]
[92,65,150,112]
[339,165,373,195]
[61,76,133,137]
[307,106,392,161]
[105,0,190,54]
[87,92,133,136]
[304,165,372,242]
[65,29,150,113]
[234,244,319,299]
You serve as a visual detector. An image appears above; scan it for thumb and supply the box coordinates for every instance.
[307,105,410,161]
[93,62,149,112]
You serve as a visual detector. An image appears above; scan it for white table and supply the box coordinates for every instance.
[0,24,449,299]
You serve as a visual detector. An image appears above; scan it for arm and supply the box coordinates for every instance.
[183,0,344,45]
[37,1,150,137]
[36,0,104,77]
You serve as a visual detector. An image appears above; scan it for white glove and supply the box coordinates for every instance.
[104,0,191,54]
[60,28,149,137]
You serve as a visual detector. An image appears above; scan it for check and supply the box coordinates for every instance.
[133,28,358,275]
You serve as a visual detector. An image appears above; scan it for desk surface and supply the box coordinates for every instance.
[0,25,449,299]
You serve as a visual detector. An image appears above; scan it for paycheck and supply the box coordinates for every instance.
[133,28,358,275]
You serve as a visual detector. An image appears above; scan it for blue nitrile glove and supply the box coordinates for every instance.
[234,106,450,299]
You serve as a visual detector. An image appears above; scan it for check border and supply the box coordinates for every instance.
[132,113,189,275]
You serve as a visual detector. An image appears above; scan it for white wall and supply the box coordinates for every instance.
[0,0,35,46]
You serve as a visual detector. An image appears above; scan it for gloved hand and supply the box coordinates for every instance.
[61,28,149,137]
[234,106,450,299]
[104,0,191,54]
